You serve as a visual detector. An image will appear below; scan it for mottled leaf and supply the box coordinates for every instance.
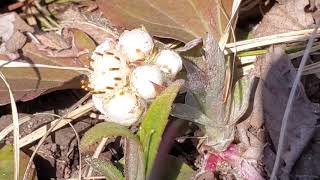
[80,122,140,152]
[86,158,124,180]
[171,103,212,126]
[138,80,184,177]
[0,144,37,180]
[97,0,233,42]
[194,33,226,123]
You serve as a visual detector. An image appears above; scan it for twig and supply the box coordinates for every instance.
[270,21,320,180]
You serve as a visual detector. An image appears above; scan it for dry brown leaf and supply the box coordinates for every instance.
[253,0,314,37]
[0,35,92,105]
[97,0,233,42]
[0,12,33,58]
[254,47,319,178]
[59,7,118,44]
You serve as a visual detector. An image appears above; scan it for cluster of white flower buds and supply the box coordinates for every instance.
[82,28,183,126]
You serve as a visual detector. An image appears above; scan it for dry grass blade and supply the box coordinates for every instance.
[270,21,320,180]
[0,59,90,73]
[22,94,92,180]
[0,72,20,180]
[225,28,320,54]
[218,0,241,49]
[303,61,320,75]
[288,44,320,60]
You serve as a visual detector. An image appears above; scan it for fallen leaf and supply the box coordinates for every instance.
[0,26,98,105]
[35,32,71,51]
[0,12,33,58]
[59,7,118,44]
[253,0,314,37]
[255,47,319,178]
[0,42,88,105]
[97,0,233,42]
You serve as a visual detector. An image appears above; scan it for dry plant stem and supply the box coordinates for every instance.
[86,138,108,177]
[67,122,82,180]
[270,21,320,180]
[225,28,320,54]
[217,0,238,102]
[289,44,320,60]
[0,72,20,180]
[303,61,320,75]
[0,59,90,73]
[22,95,93,180]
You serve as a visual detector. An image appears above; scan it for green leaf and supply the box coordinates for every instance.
[228,76,255,124]
[0,145,37,180]
[86,158,124,180]
[80,122,140,152]
[138,79,184,177]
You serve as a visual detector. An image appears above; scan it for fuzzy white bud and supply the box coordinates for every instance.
[117,28,154,62]
[92,94,107,115]
[89,39,129,92]
[131,65,164,100]
[103,91,144,126]
[155,49,183,77]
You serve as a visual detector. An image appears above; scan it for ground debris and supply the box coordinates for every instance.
[254,47,319,178]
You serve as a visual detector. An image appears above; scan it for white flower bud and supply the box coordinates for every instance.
[103,91,144,126]
[131,65,164,100]
[117,28,154,62]
[91,38,115,66]
[92,94,107,115]
[89,40,129,93]
[155,49,183,77]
